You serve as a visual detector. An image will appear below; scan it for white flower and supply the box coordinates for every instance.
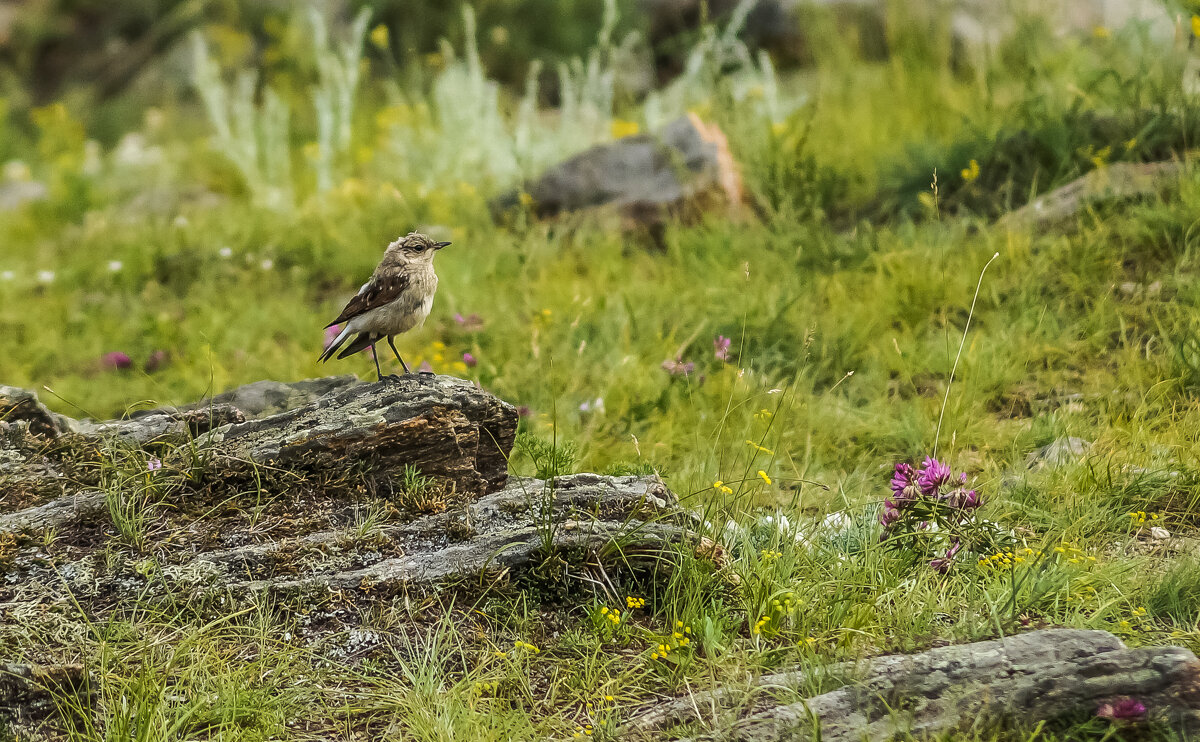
[3,160,31,182]
[107,260,123,272]
[36,270,55,284]
[0,271,13,281]
[260,258,274,270]
[579,397,605,414]
[218,247,232,258]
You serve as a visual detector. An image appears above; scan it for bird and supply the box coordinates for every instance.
[318,232,450,380]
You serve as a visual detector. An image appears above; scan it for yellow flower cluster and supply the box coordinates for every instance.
[513,640,540,653]
[961,159,981,183]
[610,119,640,139]
[572,723,595,737]
[1065,585,1099,603]
[650,621,692,659]
[1128,511,1161,526]
[755,408,773,420]
[712,480,733,495]
[472,680,498,695]
[752,614,771,635]
[760,549,783,560]
[978,547,1033,569]
[625,595,646,609]
[599,606,621,625]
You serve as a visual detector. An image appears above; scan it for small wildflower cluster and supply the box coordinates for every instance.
[512,640,540,653]
[1116,606,1150,635]
[712,480,733,495]
[471,680,498,696]
[625,595,645,610]
[751,592,802,638]
[599,606,621,625]
[1096,697,1147,721]
[649,621,692,661]
[881,457,994,573]
[760,549,782,560]
[1128,510,1161,526]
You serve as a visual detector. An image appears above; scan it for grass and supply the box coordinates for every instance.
[3,3,1200,740]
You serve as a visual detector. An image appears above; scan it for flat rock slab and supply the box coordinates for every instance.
[627,628,1200,740]
[199,374,516,497]
[999,161,1182,231]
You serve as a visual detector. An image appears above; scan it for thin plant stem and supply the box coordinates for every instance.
[933,251,1001,459]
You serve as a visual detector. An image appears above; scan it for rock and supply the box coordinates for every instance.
[180,375,361,420]
[1027,436,1092,469]
[627,629,1200,740]
[0,386,69,439]
[0,490,105,534]
[199,374,517,498]
[0,662,93,729]
[491,114,743,234]
[70,402,246,444]
[999,161,1182,231]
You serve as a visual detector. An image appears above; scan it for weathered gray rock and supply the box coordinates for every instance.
[223,473,682,594]
[71,402,246,444]
[0,490,105,534]
[491,115,743,230]
[0,386,68,439]
[1027,436,1093,469]
[999,161,1182,231]
[0,662,92,726]
[198,374,517,498]
[629,629,1200,740]
[172,375,361,420]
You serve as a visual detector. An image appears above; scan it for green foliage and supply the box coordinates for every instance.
[514,432,578,480]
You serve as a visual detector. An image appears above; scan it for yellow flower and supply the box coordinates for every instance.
[610,119,640,139]
[1092,25,1111,39]
[771,121,788,137]
[712,480,733,495]
[1192,14,1200,38]
[518,191,534,208]
[369,24,390,51]
[960,159,981,184]
[758,470,772,486]
[746,440,774,455]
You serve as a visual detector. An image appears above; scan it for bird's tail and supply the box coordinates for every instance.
[335,332,379,360]
[318,325,354,363]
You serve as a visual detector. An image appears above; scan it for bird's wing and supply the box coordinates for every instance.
[324,272,410,328]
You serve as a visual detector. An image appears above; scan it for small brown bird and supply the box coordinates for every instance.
[318,232,450,380]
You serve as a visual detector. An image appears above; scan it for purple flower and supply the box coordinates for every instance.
[144,350,168,373]
[323,324,342,350]
[101,352,132,371]
[879,500,902,528]
[661,357,695,376]
[917,457,953,495]
[714,335,732,362]
[453,313,484,331]
[147,457,162,471]
[1097,698,1146,720]
[417,360,433,374]
[890,462,921,502]
[462,352,477,368]
[516,405,533,419]
[944,487,981,510]
[930,541,962,573]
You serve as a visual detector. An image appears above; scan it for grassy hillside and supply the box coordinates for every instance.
[3,3,1200,739]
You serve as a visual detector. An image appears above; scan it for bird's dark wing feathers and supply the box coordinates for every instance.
[324,272,409,328]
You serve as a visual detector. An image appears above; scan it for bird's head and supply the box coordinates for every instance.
[387,232,451,264]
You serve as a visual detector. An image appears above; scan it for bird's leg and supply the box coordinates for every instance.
[371,344,384,381]
[387,336,411,374]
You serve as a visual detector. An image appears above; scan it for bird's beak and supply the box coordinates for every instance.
[434,241,451,250]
